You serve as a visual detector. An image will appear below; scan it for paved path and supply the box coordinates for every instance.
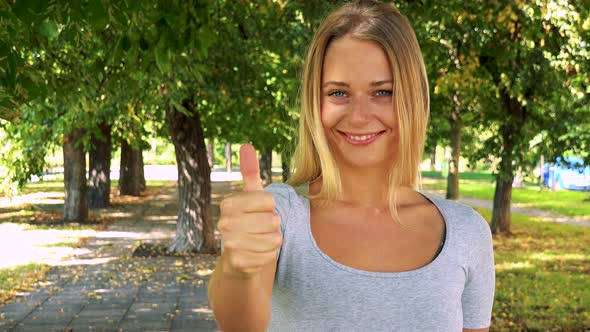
[0,185,220,332]
[423,189,590,227]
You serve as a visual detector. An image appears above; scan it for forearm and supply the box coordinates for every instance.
[208,254,271,332]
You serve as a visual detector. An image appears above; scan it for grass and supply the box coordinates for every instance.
[22,178,121,194]
[480,209,590,331]
[421,171,590,217]
[0,263,52,304]
[34,241,80,248]
[422,170,495,181]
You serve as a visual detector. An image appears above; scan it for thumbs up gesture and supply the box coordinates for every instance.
[217,144,283,279]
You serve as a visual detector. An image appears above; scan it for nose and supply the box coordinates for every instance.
[349,95,371,125]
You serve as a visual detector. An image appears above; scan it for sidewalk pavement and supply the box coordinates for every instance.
[0,185,220,332]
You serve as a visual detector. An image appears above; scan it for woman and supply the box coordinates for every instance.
[208,1,495,331]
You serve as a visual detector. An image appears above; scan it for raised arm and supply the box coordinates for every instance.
[207,144,283,332]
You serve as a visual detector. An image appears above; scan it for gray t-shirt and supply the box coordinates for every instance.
[264,183,495,331]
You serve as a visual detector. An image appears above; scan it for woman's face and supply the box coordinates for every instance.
[320,35,397,171]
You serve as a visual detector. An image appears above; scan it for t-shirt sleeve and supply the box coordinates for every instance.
[263,183,294,261]
[461,209,496,329]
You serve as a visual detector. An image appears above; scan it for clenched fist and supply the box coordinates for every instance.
[217,144,283,279]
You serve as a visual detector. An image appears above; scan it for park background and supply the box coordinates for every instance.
[0,0,589,331]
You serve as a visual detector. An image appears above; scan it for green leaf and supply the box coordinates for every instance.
[0,41,9,60]
[139,36,149,51]
[5,51,17,90]
[21,76,47,101]
[38,20,59,41]
[12,0,45,23]
[87,0,109,30]
[155,41,171,74]
[121,35,131,51]
[170,99,190,116]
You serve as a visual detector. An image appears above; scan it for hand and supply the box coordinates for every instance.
[217,144,283,279]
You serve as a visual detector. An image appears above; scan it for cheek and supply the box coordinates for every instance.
[378,108,397,129]
[320,103,343,130]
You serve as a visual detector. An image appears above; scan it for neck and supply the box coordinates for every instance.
[310,163,393,210]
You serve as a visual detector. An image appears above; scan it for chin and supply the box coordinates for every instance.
[336,153,394,171]
[349,160,392,170]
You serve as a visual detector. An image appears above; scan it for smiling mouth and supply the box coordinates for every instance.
[337,130,386,144]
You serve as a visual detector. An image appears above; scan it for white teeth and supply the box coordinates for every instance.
[349,133,376,141]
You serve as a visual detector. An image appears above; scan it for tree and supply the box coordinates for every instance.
[410,0,590,235]
[88,122,112,208]
[259,148,273,185]
[119,139,146,196]
[63,128,88,222]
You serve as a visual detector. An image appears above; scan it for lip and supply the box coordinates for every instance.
[337,130,386,145]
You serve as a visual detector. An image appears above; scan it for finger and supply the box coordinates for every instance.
[219,211,281,234]
[225,250,281,275]
[240,144,263,192]
[220,192,276,214]
[224,232,283,254]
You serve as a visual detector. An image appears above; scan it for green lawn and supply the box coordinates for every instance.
[480,209,590,330]
[421,171,590,217]
[422,170,495,182]
[23,178,121,194]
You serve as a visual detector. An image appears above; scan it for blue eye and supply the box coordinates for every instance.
[328,90,347,98]
[375,90,393,96]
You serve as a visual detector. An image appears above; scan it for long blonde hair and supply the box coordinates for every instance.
[287,0,429,225]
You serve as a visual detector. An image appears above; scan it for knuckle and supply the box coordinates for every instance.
[266,251,279,262]
[273,233,283,247]
[231,257,250,271]
[222,239,233,250]
[273,214,282,230]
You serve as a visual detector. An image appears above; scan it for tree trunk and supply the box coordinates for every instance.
[139,151,146,191]
[491,116,517,235]
[63,128,88,222]
[225,143,232,172]
[207,138,215,168]
[281,150,290,183]
[491,175,513,235]
[446,115,462,200]
[166,99,218,254]
[259,148,272,186]
[119,140,144,196]
[88,123,112,209]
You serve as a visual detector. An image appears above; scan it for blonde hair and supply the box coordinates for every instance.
[287,0,429,225]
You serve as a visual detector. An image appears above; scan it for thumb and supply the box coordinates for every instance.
[239,144,263,192]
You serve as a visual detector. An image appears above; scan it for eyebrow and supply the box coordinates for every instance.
[322,80,393,88]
